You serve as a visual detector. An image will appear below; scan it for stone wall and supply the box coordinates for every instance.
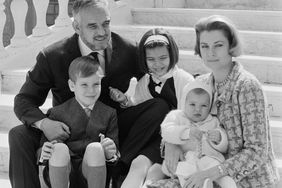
[186,0,282,10]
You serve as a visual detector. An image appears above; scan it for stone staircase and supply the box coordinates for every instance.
[0,1,282,187]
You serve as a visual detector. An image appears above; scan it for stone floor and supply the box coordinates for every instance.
[0,172,10,188]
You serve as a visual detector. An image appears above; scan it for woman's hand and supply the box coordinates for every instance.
[207,130,221,144]
[164,142,184,175]
[183,166,221,188]
[183,170,211,188]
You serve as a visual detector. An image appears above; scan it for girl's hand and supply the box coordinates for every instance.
[109,87,127,103]
[40,140,57,162]
[164,142,184,175]
[207,130,221,143]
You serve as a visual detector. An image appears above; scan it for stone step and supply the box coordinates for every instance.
[178,51,282,85]
[0,126,282,187]
[2,52,282,96]
[111,25,282,58]
[0,171,11,188]
[1,68,282,118]
[155,0,282,11]
[0,90,282,139]
[0,94,51,132]
[132,8,282,32]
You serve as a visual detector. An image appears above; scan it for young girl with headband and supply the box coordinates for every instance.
[109,28,194,188]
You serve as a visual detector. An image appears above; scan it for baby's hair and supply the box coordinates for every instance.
[68,55,101,82]
[188,88,210,102]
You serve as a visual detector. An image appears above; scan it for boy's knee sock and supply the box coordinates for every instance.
[49,165,70,188]
[85,165,106,188]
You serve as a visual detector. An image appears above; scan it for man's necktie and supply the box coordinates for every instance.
[88,51,106,76]
[84,108,91,118]
[89,52,99,64]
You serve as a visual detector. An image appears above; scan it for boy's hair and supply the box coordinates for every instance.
[72,0,108,17]
[138,28,179,74]
[194,15,242,57]
[68,55,101,82]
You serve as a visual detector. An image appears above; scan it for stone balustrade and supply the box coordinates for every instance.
[0,0,74,60]
[1,0,281,62]
[0,0,137,62]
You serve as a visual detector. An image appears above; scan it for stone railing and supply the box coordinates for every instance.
[0,0,73,59]
[1,0,280,64]
[0,0,157,65]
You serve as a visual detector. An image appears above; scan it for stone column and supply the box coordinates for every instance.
[55,0,72,27]
[0,0,8,57]
[32,0,51,36]
[10,0,30,47]
[154,0,163,8]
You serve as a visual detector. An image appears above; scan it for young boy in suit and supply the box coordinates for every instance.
[39,55,119,188]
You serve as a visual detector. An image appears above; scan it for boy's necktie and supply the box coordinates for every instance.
[84,108,91,118]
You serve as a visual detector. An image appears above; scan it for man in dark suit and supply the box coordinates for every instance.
[9,0,170,188]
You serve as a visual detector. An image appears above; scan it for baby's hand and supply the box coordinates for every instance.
[100,136,117,160]
[207,130,221,144]
[39,140,57,163]
[109,87,127,103]
[189,127,204,141]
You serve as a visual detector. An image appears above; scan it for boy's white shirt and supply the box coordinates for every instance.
[76,99,95,111]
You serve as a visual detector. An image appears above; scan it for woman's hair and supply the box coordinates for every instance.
[138,28,179,74]
[68,55,101,82]
[194,15,242,57]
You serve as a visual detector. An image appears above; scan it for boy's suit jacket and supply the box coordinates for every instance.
[42,98,118,159]
[14,32,140,127]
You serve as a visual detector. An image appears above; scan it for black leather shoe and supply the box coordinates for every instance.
[43,165,51,188]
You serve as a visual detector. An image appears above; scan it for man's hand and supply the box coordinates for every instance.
[100,136,117,160]
[41,118,70,142]
[164,142,184,175]
[109,87,127,103]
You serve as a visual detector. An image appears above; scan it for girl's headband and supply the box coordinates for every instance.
[144,35,169,45]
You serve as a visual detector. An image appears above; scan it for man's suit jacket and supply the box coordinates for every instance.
[14,32,140,126]
[41,98,118,158]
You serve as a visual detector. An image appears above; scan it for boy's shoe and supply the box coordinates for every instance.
[203,178,213,188]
